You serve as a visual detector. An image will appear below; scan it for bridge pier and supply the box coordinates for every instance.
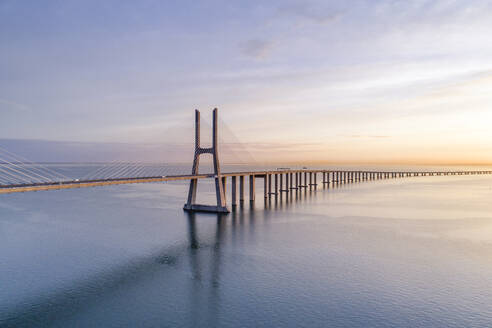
[250,175,255,202]
[232,176,237,207]
[274,174,279,197]
[184,108,229,213]
[222,177,227,201]
[264,175,268,198]
[240,175,245,203]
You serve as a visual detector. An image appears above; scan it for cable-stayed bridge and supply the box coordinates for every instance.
[1,108,491,213]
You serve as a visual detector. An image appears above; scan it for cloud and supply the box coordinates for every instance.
[241,39,274,59]
[278,2,342,25]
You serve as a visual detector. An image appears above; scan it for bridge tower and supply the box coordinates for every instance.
[183,108,229,213]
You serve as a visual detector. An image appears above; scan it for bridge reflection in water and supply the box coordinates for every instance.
[1,207,258,327]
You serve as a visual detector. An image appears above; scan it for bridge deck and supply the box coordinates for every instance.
[0,170,490,194]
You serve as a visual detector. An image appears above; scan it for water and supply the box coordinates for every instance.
[2,166,492,327]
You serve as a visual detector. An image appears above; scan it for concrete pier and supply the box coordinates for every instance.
[249,175,255,202]
[274,174,278,196]
[264,175,268,198]
[240,175,245,203]
[232,176,237,207]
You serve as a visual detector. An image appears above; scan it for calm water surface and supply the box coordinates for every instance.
[2,168,492,327]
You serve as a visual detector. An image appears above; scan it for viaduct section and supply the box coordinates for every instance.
[1,108,491,214]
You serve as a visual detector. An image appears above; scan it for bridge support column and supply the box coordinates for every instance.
[249,175,255,203]
[232,176,237,207]
[184,108,229,213]
[264,175,268,198]
[222,177,227,201]
[274,174,278,197]
[240,175,244,203]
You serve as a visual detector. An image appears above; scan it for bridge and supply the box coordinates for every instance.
[1,108,491,213]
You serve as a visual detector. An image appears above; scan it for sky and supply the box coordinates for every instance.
[1,0,492,164]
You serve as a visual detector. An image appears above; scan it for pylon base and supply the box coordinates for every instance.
[183,204,230,213]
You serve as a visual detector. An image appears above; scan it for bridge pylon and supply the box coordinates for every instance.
[183,108,229,213]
